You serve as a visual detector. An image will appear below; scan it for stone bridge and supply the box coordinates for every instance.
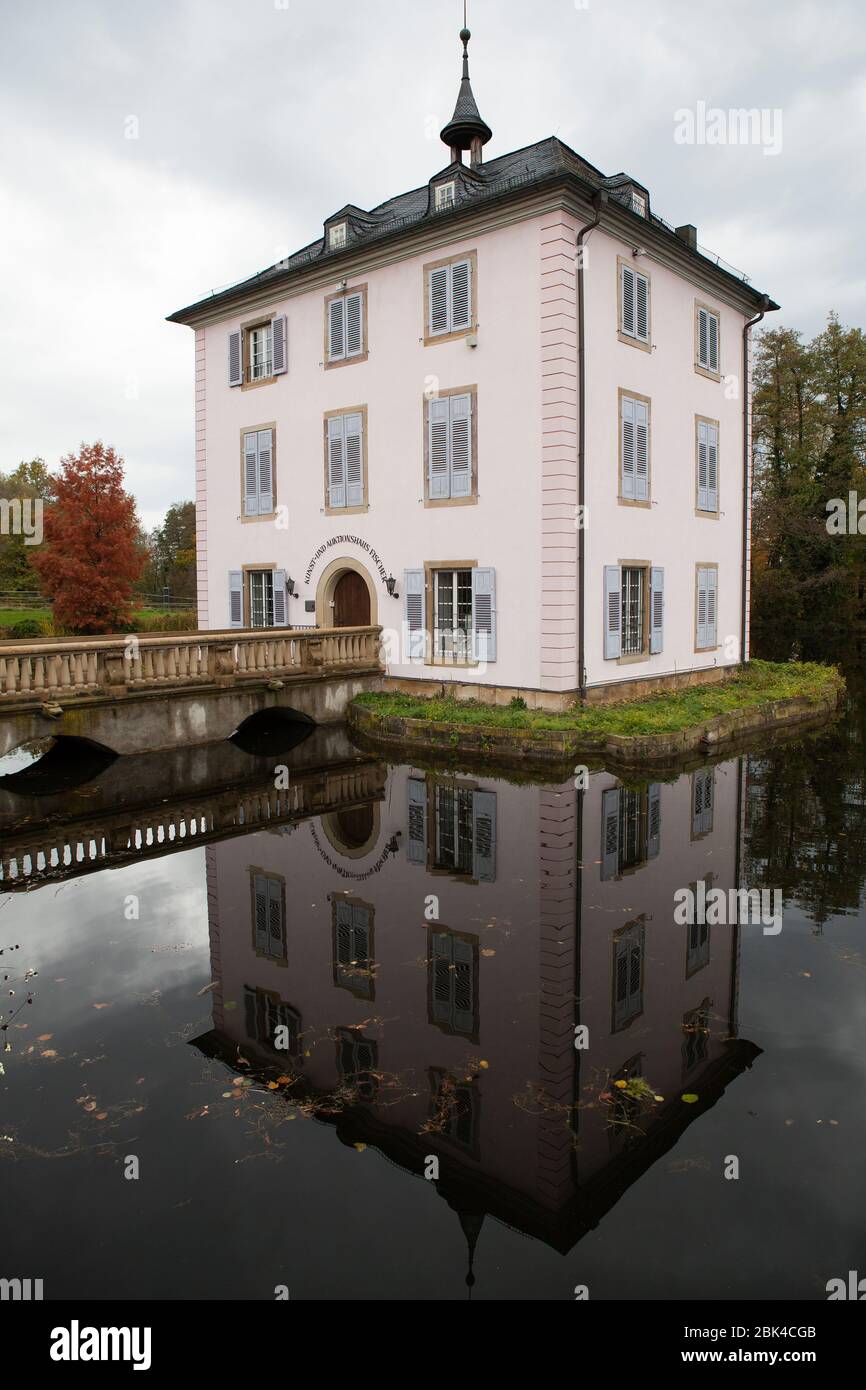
[0,625,383,757]
[0,725,388,891]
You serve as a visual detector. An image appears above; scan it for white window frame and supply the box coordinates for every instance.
[435,181,456,210]
[328,222,347,250]
[249,323,273,381]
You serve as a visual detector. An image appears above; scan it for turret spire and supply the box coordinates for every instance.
[440,12,492,168]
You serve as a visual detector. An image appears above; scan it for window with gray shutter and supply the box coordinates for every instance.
[620,394,649,501]
[406,776,427,863]
[333,898,374,999]
[327,412,364,508]
[327,290,364,362]
[242,428,274,516]
[697,421,719,512]
[613,920,644,1030]
[427,257,473,336]
[697,306,720,373]
[429,929,478,1038]
[427,392,473,500]
[691,769,714,836]
[696,567,718,648]
[620,263,649,343]
[252,872,286,961]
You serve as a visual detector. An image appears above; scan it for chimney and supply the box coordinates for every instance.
[675,224,698,250]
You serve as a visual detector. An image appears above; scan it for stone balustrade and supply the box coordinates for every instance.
[0,625,382,705]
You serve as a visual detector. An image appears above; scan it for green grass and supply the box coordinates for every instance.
[0,607,197,636]
[355,660,844,738]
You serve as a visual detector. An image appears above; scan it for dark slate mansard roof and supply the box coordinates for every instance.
[168,135,776,323]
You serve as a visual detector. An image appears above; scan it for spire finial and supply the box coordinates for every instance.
[440,6,492,168]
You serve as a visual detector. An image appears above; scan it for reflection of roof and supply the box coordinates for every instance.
[168,133,775,324]
[191,1027,761,1261]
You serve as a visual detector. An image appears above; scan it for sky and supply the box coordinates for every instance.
[1,0,864,531]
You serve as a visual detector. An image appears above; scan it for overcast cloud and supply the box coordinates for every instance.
[1,0,863,529]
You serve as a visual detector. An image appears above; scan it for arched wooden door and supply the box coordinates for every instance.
[333,570,371,627]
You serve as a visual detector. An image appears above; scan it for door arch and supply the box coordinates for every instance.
[316,558,378,628]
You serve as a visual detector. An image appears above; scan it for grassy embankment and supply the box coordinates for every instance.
[354,660,844,738]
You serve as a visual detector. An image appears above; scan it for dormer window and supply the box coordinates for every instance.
[435,182,456,211]
[630,189,648,217]
[329,222,347,250]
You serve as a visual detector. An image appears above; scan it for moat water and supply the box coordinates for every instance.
[0,631,863,1301]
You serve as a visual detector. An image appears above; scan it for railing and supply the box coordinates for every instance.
[0,761,386,889]
[0,625,382,704]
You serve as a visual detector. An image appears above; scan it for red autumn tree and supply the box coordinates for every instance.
[30,442,146,634]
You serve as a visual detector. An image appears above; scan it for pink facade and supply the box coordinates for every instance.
[170,39,773,701]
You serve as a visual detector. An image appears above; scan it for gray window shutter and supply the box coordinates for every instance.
[327,416,346,508]
[621,263,635,336]
[601,787,620,880]
[431,931,453,1024]
[707,424,718,511]
[636,272,649,342]
[257,428,273,515]
[472,568,496,662]
[708,312,719,372]
[649,567,664,654]
[614,922,643,1028]
[335,899,352,965]
[228,329,243,386]
[697,420,709,510]
[344,412,364,507]
[243,432,258,516]
[472,789,496,882]
[451,258,471,330]
[647,783,661,858]
[635,399,649,500]
[451,936,475,1035]
[254,873,268,952]
[450,393,472,497]
[229,570,243,628]
[407,777,427,863]
[696,567,708,647]
[428,397,450,498]
[272,570,287,626]
[267,877,284,958]
[604,565,622,659]
[621,395,636,499]
[692,770,714,835]
[429,266,449,335]
[404,569,426,659]
[328,298,345,361]
[346,292,363,357]
[698,307,709,368]
[271,314,287,374]
[706,567,717,646]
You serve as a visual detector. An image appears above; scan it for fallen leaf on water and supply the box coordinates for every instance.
[353,1143,367,1152]
[614,1080,628,1089]
[224,1001,237,1011]
[478,1060,489,1069]
[92,1003,111,1010]
[276,1076,291,1085]
[83,1101,97,1112]
[95,1112,108,1121]
[654,1095,665,1102]
[196,982,218,997]
[681,1093,699,1104]
[41,1049,58,1059]
[267,1082,279,1091]
[37,1033,53,1042]
[481,949,496,957]
[222,1092,234,1099]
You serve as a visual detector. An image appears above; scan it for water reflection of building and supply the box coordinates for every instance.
[195,758,759,1270]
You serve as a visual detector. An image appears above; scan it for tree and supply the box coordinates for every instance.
[138,500,196,603]
[0,458,52,594]
[30,442,146,634]
[751,314,866,628]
